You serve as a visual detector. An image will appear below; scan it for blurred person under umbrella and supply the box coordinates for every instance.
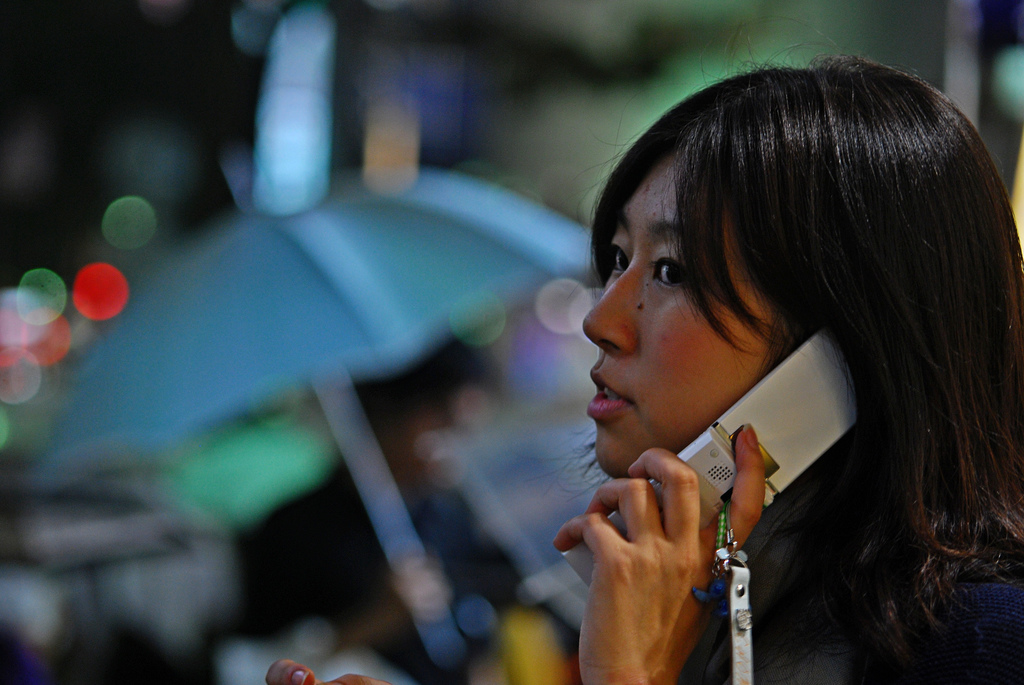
[233,341,522,685]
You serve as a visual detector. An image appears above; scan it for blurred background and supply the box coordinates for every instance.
[2,1,1024,684]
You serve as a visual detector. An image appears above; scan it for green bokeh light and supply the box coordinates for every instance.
[993,45,1024,122]
[102,195,158,250]
[17,268,67,324]
[450,292,506,347]
[165,418,335,531]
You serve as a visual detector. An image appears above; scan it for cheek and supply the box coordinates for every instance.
[646,325,754,440]
[650,320,723,387]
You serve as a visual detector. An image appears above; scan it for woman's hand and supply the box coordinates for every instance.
[266,659,393,685]
[553,426,765,685]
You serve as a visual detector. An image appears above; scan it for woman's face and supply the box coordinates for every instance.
[584,156,777,477]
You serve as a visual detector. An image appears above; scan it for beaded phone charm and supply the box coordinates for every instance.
[692,502,753,684]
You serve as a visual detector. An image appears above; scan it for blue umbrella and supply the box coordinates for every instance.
[44,168,589,472]
[41,167,589,671]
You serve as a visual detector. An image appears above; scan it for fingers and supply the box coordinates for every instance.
[552,475,662,552]
[552,514,583,551]
[626,448,703,541]
[627,426,765,547]
[556,427,766,555]
[266,659,315,685]
[587,477,663,538]
[552,488,619,551]
[265,661,393,685]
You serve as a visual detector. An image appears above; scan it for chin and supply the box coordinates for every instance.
[594,429,693,479]
[593,439,637,479]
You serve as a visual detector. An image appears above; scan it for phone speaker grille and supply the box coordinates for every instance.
[707,464,734,484]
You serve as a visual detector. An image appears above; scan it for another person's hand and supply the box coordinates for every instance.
[553,426,765,685]
[266,659,393,685]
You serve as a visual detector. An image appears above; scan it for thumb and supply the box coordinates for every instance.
[728,425,765,545]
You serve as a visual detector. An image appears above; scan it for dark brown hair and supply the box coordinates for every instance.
[592,55,1024,669]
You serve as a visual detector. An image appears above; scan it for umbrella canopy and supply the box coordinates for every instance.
[43,168,590,477]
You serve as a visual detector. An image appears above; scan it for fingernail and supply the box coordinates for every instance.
[743,424,758,446]
[291,670,309,685]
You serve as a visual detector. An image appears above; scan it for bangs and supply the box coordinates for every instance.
[591,94,785,355]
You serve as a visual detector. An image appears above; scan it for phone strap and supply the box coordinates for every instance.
[728,564,753,684]
[712,517,753,685]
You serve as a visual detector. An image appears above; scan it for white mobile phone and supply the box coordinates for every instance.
[563,330,856,584]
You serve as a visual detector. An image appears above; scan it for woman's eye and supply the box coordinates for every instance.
[654,259,685,285]
[611,247,628,272]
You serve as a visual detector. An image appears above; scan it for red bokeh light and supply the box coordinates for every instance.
[29,314,71,365]
[73,263,129,321]
[0,309,71,367]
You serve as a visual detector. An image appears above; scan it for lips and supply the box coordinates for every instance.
[587,374,632,421]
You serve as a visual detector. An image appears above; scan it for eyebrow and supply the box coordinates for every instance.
[616,208,680,241]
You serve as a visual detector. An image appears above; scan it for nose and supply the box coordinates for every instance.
[582,272,639,354]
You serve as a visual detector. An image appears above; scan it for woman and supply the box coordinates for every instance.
[268,55,1024,685]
